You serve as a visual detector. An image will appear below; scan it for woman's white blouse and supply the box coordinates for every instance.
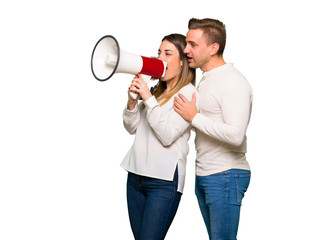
[121,83,198,193]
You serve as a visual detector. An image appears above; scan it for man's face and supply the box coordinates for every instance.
[184,29,212,71]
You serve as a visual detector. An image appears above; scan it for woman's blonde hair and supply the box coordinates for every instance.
[152,33,196,106]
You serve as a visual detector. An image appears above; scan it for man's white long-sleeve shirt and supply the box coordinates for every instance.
[121,83,198,193]
[192,63,253,176]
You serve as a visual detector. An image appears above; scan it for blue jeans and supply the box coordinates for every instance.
[195,169,251,240]
[126,167,181,240]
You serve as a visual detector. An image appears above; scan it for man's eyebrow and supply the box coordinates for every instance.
[187,40,197,45]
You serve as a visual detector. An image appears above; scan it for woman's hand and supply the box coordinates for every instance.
[129,74,152,101]
[127,76,140,110]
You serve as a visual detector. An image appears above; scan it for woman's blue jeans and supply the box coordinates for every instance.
[126,167,181,240]
[195,169,251,240]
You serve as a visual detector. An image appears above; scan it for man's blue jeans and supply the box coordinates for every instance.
[195,169,251,240]
[126,167,181,240]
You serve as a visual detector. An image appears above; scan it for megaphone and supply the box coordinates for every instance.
[91,35,167,98]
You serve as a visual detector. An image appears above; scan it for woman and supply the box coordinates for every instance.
[121,33,197,240]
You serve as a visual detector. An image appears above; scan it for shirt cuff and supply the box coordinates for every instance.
[191,113,202,128]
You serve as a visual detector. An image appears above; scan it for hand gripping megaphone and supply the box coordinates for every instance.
[91,35,167,99]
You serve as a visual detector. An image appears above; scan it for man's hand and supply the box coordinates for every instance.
[173,92,197,122]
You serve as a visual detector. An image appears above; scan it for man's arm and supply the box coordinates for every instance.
[174,85,252,147]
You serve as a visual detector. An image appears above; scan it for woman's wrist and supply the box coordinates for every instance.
[127,101,136,110]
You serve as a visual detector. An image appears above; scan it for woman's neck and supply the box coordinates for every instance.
[165,77,178,93]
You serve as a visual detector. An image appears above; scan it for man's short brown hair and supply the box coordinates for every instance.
[188,18,226,55]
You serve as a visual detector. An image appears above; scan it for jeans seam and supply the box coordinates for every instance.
[234,174,250,205]
[159,193,176,239]
[225,172,229,238]
[159,167,179,239]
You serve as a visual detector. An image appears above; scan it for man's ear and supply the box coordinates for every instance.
[210,43,220,56]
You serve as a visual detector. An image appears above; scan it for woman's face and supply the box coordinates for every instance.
[158,40,182,83]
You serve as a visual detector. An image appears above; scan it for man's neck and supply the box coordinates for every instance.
[201,55,226,72]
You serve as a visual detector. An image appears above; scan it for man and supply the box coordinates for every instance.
[173,18,253,240]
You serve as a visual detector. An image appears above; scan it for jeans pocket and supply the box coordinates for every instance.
[234,174,251,205]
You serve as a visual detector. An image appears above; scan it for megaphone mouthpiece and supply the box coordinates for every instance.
[140,56,166,79]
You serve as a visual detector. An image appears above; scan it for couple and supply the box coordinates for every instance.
[121,18,253,240]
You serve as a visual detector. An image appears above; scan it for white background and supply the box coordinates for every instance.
[1,0,320,239]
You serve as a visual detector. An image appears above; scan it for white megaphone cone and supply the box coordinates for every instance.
[91,35,167,99]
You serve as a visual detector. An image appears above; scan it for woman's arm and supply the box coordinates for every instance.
[145,87,197,146]
[123,83,141,135]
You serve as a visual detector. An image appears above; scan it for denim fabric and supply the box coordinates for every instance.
[195,169,251,240]
[127,167,181,240]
